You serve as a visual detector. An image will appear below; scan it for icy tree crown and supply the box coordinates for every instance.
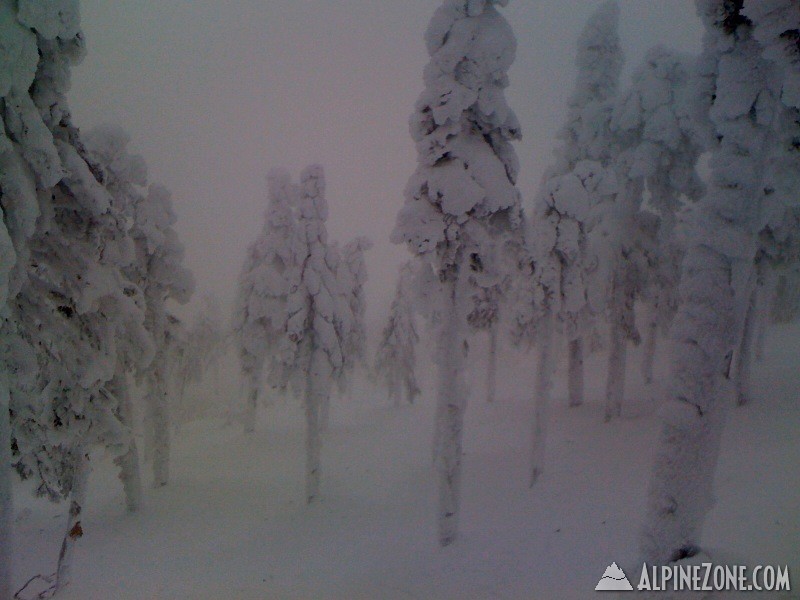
[393,0,522,268]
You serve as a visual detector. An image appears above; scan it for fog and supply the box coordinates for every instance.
[70,0,703,322]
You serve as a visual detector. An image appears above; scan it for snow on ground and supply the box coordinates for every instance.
[11,324,800,599]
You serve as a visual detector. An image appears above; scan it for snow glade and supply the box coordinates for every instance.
[1,0,799,594]
[234,165,369,502]
[392,0,523,546]
[0,1,194,594]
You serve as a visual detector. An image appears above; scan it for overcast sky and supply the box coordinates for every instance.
[69,0,703,325]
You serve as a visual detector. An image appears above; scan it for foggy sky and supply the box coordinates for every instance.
[69,0,703,326]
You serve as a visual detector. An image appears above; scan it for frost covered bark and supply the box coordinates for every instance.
[433,273,469,545]
[567,338,584,407]
[393,0,523,545]
[54,449,88,595]
[529,314,554,486]
[486,325,498,404]
[108,362,142,511]
[642,0,799,563]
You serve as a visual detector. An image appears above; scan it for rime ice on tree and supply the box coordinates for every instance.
[233,169,300,432]
[641,0,800,564]
[0,0,192,591]
[375,262,421,406]
[529,1,623,412]
[609,46,709,394]
[392,0,523,546]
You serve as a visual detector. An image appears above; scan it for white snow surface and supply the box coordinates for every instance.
[9,323,800,599]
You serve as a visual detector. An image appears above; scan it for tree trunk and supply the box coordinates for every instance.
[304,346,330,504]
[243,380,258,434]
[530,314,554,486]
[641,315,658,385]
[753,266,773,363]
[319,392,330,433]
[404,374,418,405]
[735,282,758,406]
[567,337,584,407]
[753,293,768,363]
[433,274,467,547]
[0,373,12,600]
[605,306,627,422]
[486,325,497,404]
[389,376,401,407]
[109,366,142,512]
[147,363,170,487]
[640,246,735,564]
[54,451,89,594]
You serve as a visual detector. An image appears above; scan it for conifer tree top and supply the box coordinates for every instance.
[393,0,521,268]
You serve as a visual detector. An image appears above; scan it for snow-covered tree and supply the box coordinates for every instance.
[277,165,351,503]
[83,124,159,512]
[375,262,421,406]
[85,124,193,491]
[339,236,373,376]
[466,235,512,404]
[732,0,800,406]
[233,169,299,432]
[610,46,709,390]
[529,0,623,411]
[0,1,175,591]
[392,0,523,546]
[134,184,194,488]
[641,0,799,564]
[0,0,42,591]
[172,294,228,423]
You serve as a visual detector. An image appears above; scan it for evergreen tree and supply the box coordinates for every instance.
[375,262,421,406]
[529,1,623,411]
[641,0,798,564]
[392,0,523,546]
[339,236,373,375]
[233,169,299,432]
[278,165,352,503]
[0,0,41,591]
[610,46,709,390]
[0,1,184,591]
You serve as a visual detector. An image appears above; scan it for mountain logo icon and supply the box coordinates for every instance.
[595,562,633,591]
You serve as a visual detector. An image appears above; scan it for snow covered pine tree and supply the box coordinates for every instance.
[375,262,421,406]
[339,236,373,377]
[233,169,299,432]
[280,166,352,503]
[86,124,195,494]
[393,0,523,546]
[641,0,800,564]
[0,0,188,592]
[529,1,623,412]
[0,0,43,591]
[609,46,709,391]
